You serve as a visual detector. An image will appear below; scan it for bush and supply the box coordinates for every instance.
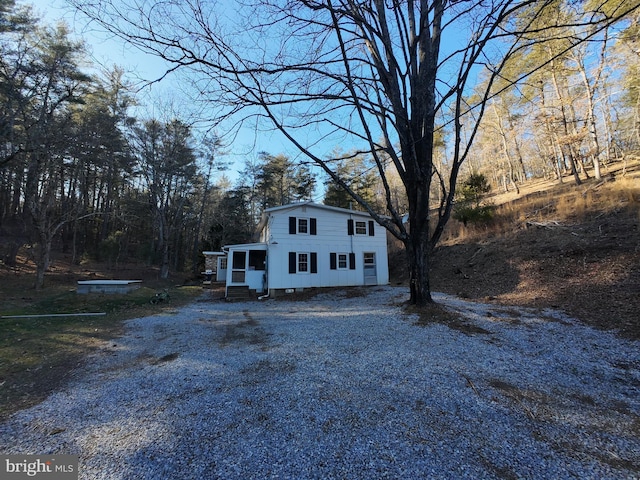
[453,173,494,226]
[453,203,494,226]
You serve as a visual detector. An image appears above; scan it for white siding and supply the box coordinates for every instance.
[264,204,389,290]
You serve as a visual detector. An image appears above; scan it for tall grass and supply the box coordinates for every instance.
[440,173,640,244]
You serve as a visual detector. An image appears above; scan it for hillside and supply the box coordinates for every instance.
[2,161,638,341]
[0,161,638,420]
[391,162,640,339]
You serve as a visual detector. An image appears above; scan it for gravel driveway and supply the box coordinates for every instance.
[1,286,639,479]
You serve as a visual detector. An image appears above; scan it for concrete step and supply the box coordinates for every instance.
[226,286,256,300]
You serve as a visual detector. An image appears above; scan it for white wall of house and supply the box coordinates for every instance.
[219,203,390,296]
[260,203,389,291]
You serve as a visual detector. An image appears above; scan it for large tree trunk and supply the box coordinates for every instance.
[587,113,602,180]
[405,174,434,305]
[406,234,432,306]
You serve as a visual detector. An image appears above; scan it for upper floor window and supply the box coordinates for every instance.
[348,219,375,236]
[289,216,317,235]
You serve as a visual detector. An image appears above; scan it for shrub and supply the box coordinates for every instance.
[453,173,494,226]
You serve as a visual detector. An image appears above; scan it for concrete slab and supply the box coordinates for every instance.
[77,280,142,294]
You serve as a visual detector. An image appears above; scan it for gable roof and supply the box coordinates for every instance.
[264,201,373,218]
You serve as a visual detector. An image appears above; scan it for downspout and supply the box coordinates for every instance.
[258,262,269,300]
[259,217,273,300]
[349,211,354,255]
[259,253,269,300]
[221,246,230,298]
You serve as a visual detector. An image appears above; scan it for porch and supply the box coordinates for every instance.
[220,243,268,299]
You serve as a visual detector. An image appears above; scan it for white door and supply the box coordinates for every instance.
[363,252,377,285]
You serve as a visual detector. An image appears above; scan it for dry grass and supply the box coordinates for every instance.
[424,161,640,339]
[440,169,640,245]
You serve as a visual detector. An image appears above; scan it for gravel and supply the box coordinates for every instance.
[1,286,639,479]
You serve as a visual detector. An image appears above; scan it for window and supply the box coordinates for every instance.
[364,252,375,265]
[298,253,308,272]
[248,250,266,271]
[355,221,367,235]
[289,216,317,235]
[348,219,375,236]
[219,258,227,270]
[330,252,356,270]
[232,251,246,269]
[289,251,318,274]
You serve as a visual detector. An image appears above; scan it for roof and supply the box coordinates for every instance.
[263,201,374,218]
[254,202,375,237]
[223,242,268,251]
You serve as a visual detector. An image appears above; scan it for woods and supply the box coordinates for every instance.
[1,0,640,294]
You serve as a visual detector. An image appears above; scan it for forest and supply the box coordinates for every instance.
[1,0,639,289]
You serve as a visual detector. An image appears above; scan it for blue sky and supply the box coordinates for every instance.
[22,0,481,203]
[29,0,168,82]
[22,0,464,201]
[26,0,310,190]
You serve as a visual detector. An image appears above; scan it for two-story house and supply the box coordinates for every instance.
[217,202,389,298]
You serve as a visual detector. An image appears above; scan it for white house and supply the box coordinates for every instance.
[217,202,389,298]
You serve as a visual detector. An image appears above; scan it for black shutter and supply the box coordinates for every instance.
[310,218,317,235]
[289,252,297,273]
[311,252,317,273]
[349,253,356,270]
[368,220,375,236]
[347,219,354,235]
[330,253,337,270]
[289,217,296,234]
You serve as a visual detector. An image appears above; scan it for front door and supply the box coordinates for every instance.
[363,252,377,285]
[231,251,246,283]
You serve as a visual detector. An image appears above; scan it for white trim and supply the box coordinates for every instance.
[297,217,310,235]
[297,252,310,274]
[354,220,368,235]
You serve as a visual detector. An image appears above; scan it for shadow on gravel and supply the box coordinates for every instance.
[217,310,271,348]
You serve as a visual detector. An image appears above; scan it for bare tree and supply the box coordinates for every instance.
[19,24,92,289]
[131,118,197,279]
[70,0,640,304]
